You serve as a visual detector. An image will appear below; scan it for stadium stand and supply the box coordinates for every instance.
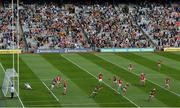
[0,0,179,52]
[132,1,180,49]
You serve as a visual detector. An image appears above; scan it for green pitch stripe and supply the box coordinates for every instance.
[97,53,180,96]
[42,54,134,107]
[123,53,180,81]
[156,52,180,62]
[132,53,180,81]
[21,54,100,107]
[170,52,180,56]
[18,56,61,107]
[19,57,61,107]
[153,53,180,71]
[63,53,167,107]
[80,53,180,107]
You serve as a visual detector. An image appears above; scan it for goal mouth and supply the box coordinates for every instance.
[1,65,19,98]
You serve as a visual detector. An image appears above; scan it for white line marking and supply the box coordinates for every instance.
[42,81,59,102]
[62,55,140,108]
[0,63,25,108]
[96,55,180,97]
[0,63,6,72]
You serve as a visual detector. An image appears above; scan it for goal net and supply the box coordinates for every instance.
[2,68,19,97]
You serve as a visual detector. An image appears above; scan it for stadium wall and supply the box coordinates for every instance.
[100,48,155,52]
[35,48,93,53]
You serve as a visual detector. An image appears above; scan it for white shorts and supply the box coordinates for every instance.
[165,83,169,87]
[64,87,67,91]
[118,84,122,87]
[113,81,117,84]
[51,84,55,88]
[57,81,60,84]
[150,95,154,98]
[129,68,133,71]
[123,88,127,92]
[141,79,145,82]
[99,79,102,82]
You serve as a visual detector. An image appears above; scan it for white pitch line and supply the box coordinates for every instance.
[96,55,180,97]
[42,81,59,102]
[0,63,25,108]
[0,63,6,72]
[62,56,140,108]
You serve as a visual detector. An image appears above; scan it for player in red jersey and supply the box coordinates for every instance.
[63,80,67,95]
[55,75,62,87]
[128,63,134,72]
[165,78,170,89]
[98,72,103,82]
[140,73,146,86]
[117,79,123,93]
[157,60,162,71]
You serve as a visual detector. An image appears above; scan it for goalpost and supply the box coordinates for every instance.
[0,0,24,107]
[1,0,20,99]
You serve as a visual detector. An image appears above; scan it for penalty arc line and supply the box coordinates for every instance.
[61,55,140,108]
[41,81,60,102]
[96,55,180,97]
[0,63,25,108]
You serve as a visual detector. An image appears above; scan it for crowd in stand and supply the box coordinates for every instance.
[20,4,88,51]
[0,6,24,50]
[76,4,151,49]
[0,7,17,49]
[0,2,179,51]
[132,2,180,48]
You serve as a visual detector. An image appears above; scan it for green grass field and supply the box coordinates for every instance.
[0,52,180,107]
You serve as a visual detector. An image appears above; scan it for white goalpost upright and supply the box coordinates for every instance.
[1,0,20,98]
[16,0,20,97]
[0,0,23,107]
